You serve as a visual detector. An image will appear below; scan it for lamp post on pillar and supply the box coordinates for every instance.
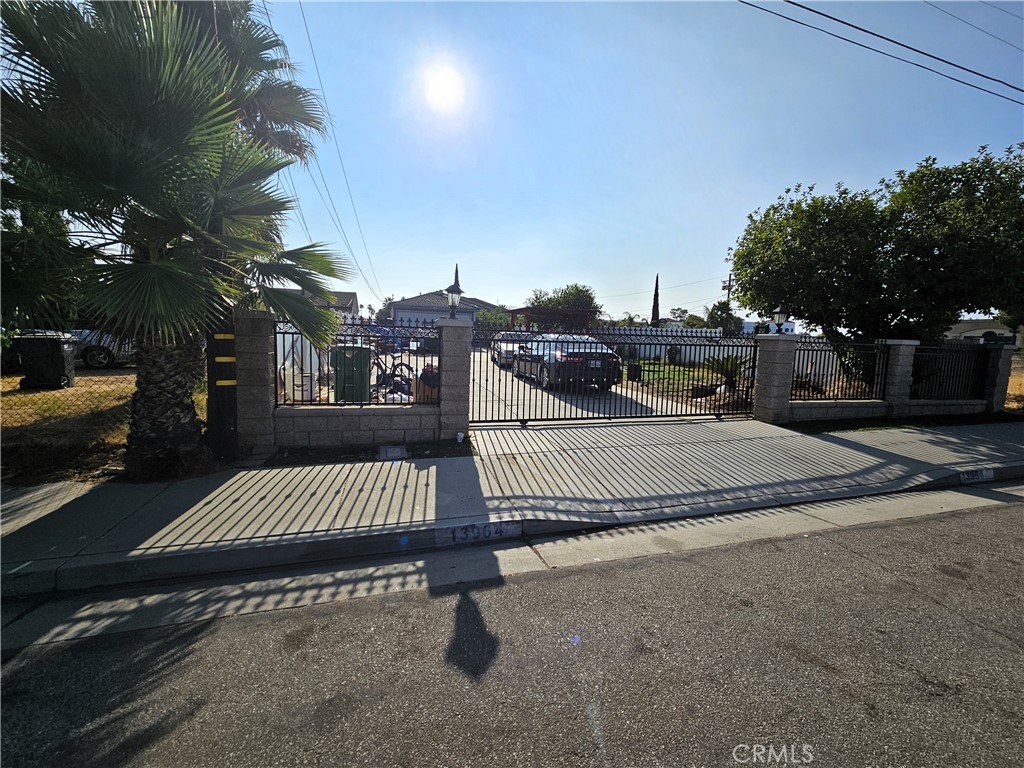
[445,265,464,320]
[773,306,789,334]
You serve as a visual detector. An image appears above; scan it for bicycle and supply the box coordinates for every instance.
[370,347,416,402]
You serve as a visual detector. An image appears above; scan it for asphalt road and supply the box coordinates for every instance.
[2,503,1022,768]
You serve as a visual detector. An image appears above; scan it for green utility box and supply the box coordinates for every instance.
[331,344,371,403]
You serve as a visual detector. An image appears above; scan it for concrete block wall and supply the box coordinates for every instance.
[754,335,1016,425]
[273,405,441,447]
[234,311,277,454]
[436,319,472,440]
[753,334,797,424]
[232,312,473,452]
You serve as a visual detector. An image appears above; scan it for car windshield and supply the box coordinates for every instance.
[495,332,531,341]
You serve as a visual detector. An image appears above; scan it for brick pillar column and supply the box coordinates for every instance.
[881,340,919,418]
[233,310,277,455]
[984,344,1018,413]
[753,333,797,424]
[436,318,471,440]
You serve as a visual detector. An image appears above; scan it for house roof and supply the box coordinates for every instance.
[280,289,359,313]
[392,291,497,312]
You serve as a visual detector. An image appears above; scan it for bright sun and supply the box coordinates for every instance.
[423,62,465,114]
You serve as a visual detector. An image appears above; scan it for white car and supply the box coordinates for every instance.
[490,331,533,368]
[70,329,135,368]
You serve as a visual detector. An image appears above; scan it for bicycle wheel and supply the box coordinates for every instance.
[392,362,415,380]
[371,359,387,387]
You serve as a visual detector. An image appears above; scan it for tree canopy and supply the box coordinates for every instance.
[729,145,1024,342]
[527,283,602,316]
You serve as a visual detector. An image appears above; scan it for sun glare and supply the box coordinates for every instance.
[423,62,465,115]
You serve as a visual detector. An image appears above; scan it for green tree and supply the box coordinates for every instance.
[175,1,327,163]
[730,146,1024,342]
[704,300,743,335]
[374,296,395,324]
[683,314,707,329]
[669,307,689,322]
[2,1,348,478]
[476,305,511,326]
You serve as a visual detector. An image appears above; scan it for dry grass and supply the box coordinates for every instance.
[1006,354,1024,412]
[1,369,209,484]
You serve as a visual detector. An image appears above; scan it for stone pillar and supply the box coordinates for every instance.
[233,310,277,455]
[436,318,471,440]
[881,340,919,418]
[984,344,1018,413]
[753,333,797,424]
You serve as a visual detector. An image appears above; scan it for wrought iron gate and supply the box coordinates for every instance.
[470,325,757,424]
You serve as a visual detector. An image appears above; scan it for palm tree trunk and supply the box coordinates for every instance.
[125,336,209,480]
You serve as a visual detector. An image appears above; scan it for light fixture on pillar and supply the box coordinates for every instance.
[772,306,789,334]
[445,265,463,320]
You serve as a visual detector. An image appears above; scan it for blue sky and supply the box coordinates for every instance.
[266,1,1023,321]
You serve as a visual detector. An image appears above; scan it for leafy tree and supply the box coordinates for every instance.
[730,146,1024,342]
[476,305,511,327]
[704,300,744,335]
[669,307,689,322]
[2,1,348,478]
[683,314,707,329]
[651,274,660,326]
[527,283,602,315]
[373,296,395,324]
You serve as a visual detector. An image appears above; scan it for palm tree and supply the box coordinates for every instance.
[176,0,327,162]
[2,1,349,478]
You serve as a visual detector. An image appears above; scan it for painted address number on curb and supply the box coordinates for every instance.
[960,468,995,484]
[440,520,523,547]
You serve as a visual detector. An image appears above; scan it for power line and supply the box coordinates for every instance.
[739,1,1024,106]
[923,0,1024,52]
[297,0,386,302]
[783,0,1023,91]
[259,0,383,303]
[980,1,1024,21]
[599,275,726,300]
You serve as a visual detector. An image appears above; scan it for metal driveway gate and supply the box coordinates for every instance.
[471,325,758,424]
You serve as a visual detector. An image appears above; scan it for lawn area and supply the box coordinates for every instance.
[1,369,208,484]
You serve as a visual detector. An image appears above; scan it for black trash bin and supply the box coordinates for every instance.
[626,362,643,382]
[17,333,76,390]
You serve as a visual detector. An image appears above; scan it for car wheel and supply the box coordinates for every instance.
[82,346,114,369]
[539,365,552,390]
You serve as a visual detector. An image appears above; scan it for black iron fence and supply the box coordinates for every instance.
[910,341,989,400]
[471,324,757,423]
[275,320,440,406]
[791,337,890,400]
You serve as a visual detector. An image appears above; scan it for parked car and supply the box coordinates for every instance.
[69,328,135,368]
[512,334,622,391]
[490,331,533,367]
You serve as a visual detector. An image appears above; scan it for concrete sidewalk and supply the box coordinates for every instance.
[2,418,1022,597]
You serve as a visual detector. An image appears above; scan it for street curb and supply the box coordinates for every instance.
[4,461,1022,599]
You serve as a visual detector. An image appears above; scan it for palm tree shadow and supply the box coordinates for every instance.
[444,591,500,683]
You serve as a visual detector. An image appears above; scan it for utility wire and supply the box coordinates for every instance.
[283,167,313,243]
[923,0,1024,52]
[297,0,387,302]
[783,0,1023,91]
[260,0,383,302]
[599,276,726,300]
[739,1,1024,106]
[980,1,1024,21]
